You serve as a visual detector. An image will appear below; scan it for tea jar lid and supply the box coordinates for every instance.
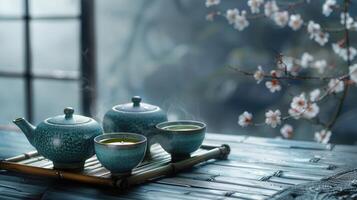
[46,107,91,125]
[113,96,159,113]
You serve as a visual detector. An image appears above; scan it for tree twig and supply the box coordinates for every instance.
[327,0,351,129]
[228,66,347,81]
[246,0,306,20]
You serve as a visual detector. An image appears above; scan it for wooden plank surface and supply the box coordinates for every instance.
[1,131,357,200]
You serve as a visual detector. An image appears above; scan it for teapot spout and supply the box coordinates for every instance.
[13,118,36,146]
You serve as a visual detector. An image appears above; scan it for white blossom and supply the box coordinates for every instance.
[273,11,289,27]
[226,9,250,31]
[205,0,220,7]
[290,93,307,109]
[307,21,321,39]
[233,10,249,31]
[265,109,281,128]
[341,12,357,30]
[264,1,279,18]
[303,103,319,119]
[328,78,344,93]
[309,89,321,102]
[277,57,296,75]
[289,108,302,119]
[277,61,284,70]
[300,52,314,68]
[307,21,329,46]
[340,12,353,27]
[290,93,307,112]
[248,0,264,14]
[238,111,253,127]
[315,32,329,46]
[289,93,319,119]
[277,56,300,76]
[314,129,331,144]
[312,60,327,74]
[226,9,239,24]
[280,124,293,139]
[265,79,281,93]
[254,66,264,84]
[349,64,357,83]
[332,43,357,61]
[322,0,336,17]
[270,70,282,78]
[288,14,303,31]
[278,56,294,71]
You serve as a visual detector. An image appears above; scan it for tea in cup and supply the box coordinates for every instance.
[155,120,206,161]
[94,133,147,176]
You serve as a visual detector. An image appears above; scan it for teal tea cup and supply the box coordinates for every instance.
[94,133,147,176]
[155,120,206,161]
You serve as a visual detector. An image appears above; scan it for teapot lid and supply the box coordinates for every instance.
[113,96,158,113]
[46,107,91,125]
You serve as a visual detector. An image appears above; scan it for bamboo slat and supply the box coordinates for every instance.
[2,132,357,199]
[0,144,230,190]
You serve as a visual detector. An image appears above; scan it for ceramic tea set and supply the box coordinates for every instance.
[13,96,206,176]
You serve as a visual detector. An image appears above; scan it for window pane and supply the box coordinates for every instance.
[0,21,23,72]
[30,0,80,17]
[34,80,79,123]
[31,21,79,73]
[0,0,23,16]
[0,79,25,125]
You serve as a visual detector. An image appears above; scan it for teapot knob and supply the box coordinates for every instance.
[64,107,74,119]
[132,96,141,107]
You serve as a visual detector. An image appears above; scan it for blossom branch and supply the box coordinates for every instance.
[250,103,327,128]
[228,65,346,81]
[246,0,306,20]
[206,0,357,143]
[326,0,351,129]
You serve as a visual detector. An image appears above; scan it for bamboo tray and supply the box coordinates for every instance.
[0,143,230,190]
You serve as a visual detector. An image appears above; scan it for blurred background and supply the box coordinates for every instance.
[0,0,356,144]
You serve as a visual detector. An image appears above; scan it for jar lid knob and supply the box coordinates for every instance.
[64,107,74,119]
[132,96,142,107]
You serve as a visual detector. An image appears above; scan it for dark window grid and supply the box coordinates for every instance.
[0,0,96,123]
[0,16,80,20]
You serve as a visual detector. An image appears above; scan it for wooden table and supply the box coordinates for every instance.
[1,131,357,200]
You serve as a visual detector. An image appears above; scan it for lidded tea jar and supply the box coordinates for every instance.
[103,96,167,156]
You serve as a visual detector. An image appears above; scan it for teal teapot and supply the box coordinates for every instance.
[13,107,103,170]
[103,96,167,157]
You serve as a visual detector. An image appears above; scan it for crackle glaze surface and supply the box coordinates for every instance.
[157,131,205,155]
[103,97,167,147]
[156,121,206,156]
[103,110,167,138]
[34,120,103,165]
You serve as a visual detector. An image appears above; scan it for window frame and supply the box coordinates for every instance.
[0,0,96,123]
